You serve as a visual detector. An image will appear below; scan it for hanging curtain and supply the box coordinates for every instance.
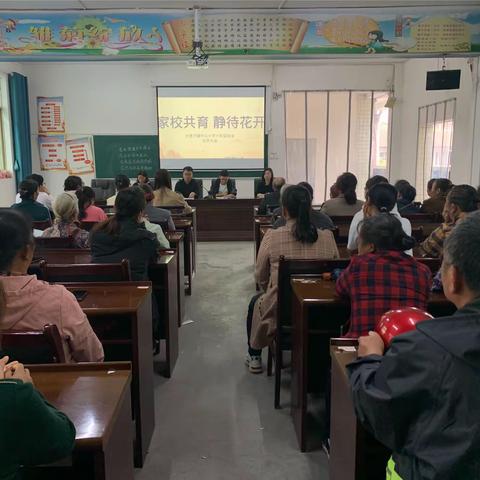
[8,72,32,187]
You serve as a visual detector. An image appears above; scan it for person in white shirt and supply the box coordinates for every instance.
[15,174,53,211]
[348,183,412,255]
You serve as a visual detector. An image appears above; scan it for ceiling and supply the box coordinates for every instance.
[0,0,479,10]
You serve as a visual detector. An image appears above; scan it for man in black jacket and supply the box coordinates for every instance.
[209,170,237,199]
[174,166,202,199]
[257,177,285,215]
[348,212,480,480]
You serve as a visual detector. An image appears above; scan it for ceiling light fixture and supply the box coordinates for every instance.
[187,8,208,70]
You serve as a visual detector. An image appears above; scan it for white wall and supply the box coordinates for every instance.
[394,57,478,189]
[23,61,396,198]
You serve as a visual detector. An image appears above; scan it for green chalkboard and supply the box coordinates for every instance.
[93,135,159,179]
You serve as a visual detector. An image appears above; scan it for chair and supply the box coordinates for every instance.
[411,226,425,243]
[0,324,66,364]
[35,237,75,249]
[270,256,351,409]
[196,179,204,199]
[254,178,262,197]
[32,220,53,231]
[39,259,131,283]
[91,179,116,202]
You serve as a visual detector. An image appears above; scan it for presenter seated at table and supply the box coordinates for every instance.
[258,177,285,215]
[11,179,51,223]
[133,170,153,188]
[255,168,274,198]
[152,169,192,213]
[347,212,480,480]
[245,185,339,374]
[15,174,53,211]
[107,174,131,207]
[209,170,237,199]
[273,182,334,230]
[139,183,176,231]
[0,210,104,363]
[175,166,202,199]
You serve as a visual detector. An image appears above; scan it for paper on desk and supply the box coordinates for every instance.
[338,346,357,352]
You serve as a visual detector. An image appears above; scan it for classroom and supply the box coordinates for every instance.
[0,1,479,479]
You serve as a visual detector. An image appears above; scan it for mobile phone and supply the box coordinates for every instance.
[72,290,88,302]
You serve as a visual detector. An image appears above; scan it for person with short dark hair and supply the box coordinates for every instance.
[0,210,104,363]
[174,166,202,199]
[321,172,364,216]
[139,183,175,231]
[90,188,160,281]
[107,174,131,206]
[337,214,431,337]
[421,178,453,214]
[209,170,237,199]
[257,177,285,215]
[420,184,479,258]
[153,169,192,212]
[396,182,420,214]
[426,178,436,198]
[255,168,274,198]
[347,212,480,480]
[76,186,108,223]
[64,175,83,193]
[273,181,333,230]
[11,179,51,222]
[245,185,339,374]
[15,174,53,210]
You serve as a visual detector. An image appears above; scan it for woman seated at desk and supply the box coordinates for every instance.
[245,185,339,374]
[153,169,192,213]
[0,210,104,363]
[11,179,51,223]
[256,168,274,198]
[337,214,431,338]
[77,186,108,223]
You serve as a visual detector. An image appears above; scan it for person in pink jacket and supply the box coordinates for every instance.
[0,210,104,363]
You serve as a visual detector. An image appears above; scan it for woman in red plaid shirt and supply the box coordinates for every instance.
[337,214,432,338]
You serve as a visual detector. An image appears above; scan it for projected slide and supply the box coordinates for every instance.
[157,86,265,170]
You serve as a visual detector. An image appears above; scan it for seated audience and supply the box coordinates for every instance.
[64,175,83,193]
[348,212,480,480]
[42,193,90,249]
[11,179,51,222]
[209,170,237,199]
[348,178,411,252]
[337,214,431,337]
[321,172,364,216]
[174,166,202,199]
[15,174,53,211]
[107,174,130,206]
[139,183,175,231]
[153,169,192,213]
[0,210,104,362]
[133,170,152,187]
[90,188,160,281]
[256,168,274,198]
[0,349,76,478]
[329,183,340,199]
[420,184,479,258]
[246,185,339,374]
[258,177,285,215]
[421,178,453,214]
[396,182,421,214]
[76,186,108,223]
[426,177,436,198]
[273,182,333,231]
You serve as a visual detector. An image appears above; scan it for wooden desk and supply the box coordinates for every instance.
[329,344,390,480]
[290,277,456,452]
[172,219,194,295]
[165,232,186,325]
[186,198,261,241]
[63,282,154,467]
[174,208,197,273]
[24,362,133,480]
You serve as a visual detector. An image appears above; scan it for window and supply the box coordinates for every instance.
[284,90,391,204]
[415,99,455,200]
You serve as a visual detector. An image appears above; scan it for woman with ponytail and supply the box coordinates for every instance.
[245,185,339,374]
[337,214,431,338]
[11,179,51,222]
[321,172,364,216]
[76,186,107,223]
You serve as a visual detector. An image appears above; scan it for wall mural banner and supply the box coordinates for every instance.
[0,9,478,58]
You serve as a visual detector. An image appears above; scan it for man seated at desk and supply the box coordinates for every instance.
[175,166,202,199]
[209,170,237,199]
[258,177,285,215]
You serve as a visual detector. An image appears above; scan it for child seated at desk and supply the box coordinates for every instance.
[0,210,104,363]
[337,214,431,337]
[348,212,480,480]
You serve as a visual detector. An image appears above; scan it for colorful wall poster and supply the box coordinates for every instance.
[66,136,95,175]
[0,9,478,58]
[38,135,67,171]
[37,96,65,134]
